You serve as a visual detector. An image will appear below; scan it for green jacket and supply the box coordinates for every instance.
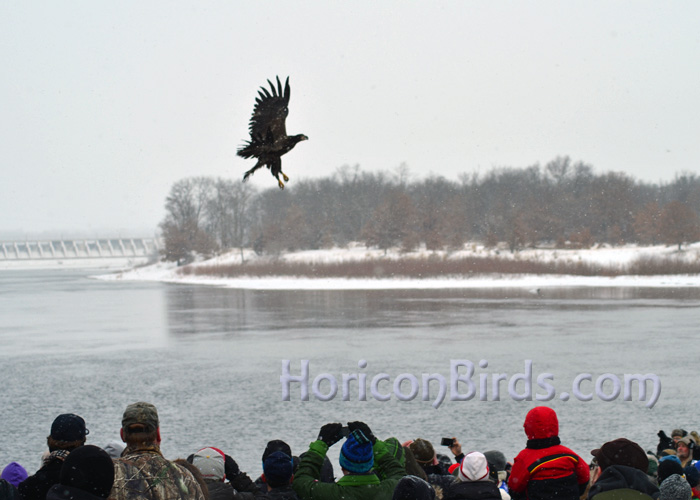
[591,489,655,500]
[293,440,405,500]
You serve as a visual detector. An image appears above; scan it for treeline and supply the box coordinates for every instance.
[158,157,700,264]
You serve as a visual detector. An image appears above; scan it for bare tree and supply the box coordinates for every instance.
[362,190,416,253]
[659,201,700,250]
[633,202,663,244]
[160,177,217,263]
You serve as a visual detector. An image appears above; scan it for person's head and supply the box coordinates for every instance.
[591,438,648,473]
[392,475,436,500]
[458,452,490,482]
[191,447,226,482]
[120,402,160,446]
[47,414,89,452]
[659,474,692,500]
[484,450,508,483]
[262,440,292,462]
[402,445,429,481]
[675,436,694,460]
[58,445,114,498]
[1,462,28,488]
[671,429,687,442]
[263,451,294,488]
[102,440,126,459]
[657,458,684,484]
[409,439,436,467]
[523,406,559,440]
[339,430,373,475]
[684,465,700,488]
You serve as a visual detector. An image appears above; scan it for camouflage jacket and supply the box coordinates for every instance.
[108,444,205,500]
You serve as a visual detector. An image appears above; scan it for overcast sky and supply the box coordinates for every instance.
[2,1,699,237]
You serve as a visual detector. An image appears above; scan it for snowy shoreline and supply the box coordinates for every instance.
[90,243,700,290]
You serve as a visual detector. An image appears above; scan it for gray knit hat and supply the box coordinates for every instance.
[659,474,692,500]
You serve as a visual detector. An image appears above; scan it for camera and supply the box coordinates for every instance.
[441,437,455,447]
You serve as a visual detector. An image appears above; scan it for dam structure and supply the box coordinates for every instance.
[0,238,160,261]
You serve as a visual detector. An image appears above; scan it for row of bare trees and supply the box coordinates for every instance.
[159,157,700,263]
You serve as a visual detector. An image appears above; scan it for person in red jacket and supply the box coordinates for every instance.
[507,407,589,500]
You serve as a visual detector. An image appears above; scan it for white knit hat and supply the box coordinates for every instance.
[458,451,490,482]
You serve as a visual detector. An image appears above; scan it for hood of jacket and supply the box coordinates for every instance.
[523,406,559,440]
[1,462,28,488]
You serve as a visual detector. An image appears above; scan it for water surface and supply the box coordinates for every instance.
[0,269,697,476]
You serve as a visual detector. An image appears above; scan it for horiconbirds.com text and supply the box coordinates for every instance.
[280,360,661,409]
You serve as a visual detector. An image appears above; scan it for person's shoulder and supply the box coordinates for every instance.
[172,460,200,481]
[547,444,585,460]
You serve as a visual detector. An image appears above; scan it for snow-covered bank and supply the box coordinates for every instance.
[93,243,700,290]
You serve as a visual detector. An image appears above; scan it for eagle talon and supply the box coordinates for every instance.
[282,173,289,182]
[278,181,285,189]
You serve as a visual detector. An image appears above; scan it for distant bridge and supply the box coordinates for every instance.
[0,238,161,261]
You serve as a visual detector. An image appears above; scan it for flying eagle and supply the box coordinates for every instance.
[238,76,308,189]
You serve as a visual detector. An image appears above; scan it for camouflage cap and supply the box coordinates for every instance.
[122,402,159,431]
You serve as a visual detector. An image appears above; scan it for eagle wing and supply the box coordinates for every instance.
[247,76,290,142]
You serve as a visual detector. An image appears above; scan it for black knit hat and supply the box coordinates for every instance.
[392,475,436,500]
[59,445,114,498]
[51,414,89,442]
[262,439,292,462]
[263,451,293,487]
[657,458,684,484]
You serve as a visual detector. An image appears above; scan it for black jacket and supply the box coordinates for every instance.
[587,465,659,500]
[46,484,106,500]
[1,479,20,500]
[444,481,502,500]
[420,463,456,492]
[206,482,234,500]
[18,458,64,500]
[265,485,299,500]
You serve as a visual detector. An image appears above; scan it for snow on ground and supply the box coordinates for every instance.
[91,242,700,290]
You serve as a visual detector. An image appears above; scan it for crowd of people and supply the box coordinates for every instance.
[1,403,698,500]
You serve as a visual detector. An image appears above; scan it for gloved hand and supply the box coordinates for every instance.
[656,430,674,456]
[318,423,344,447]
[224,454,240,478]
[348,421,376,444]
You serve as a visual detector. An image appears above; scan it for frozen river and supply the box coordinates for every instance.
[0,268,698,477]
